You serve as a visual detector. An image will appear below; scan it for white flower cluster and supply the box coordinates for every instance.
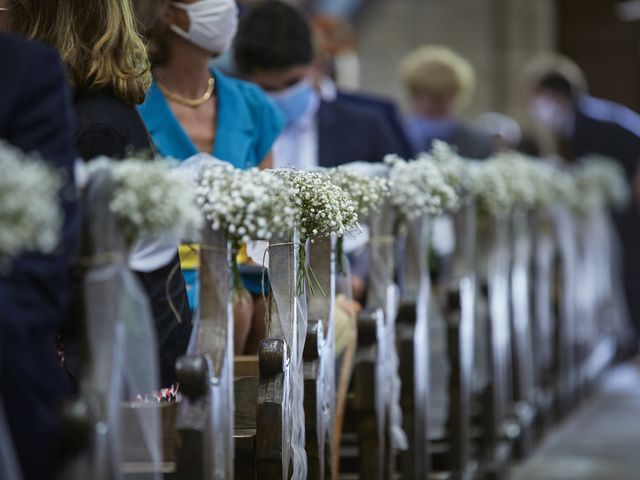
[385,153,459,221]
[421,140,472,194]
[468,160,513,218]
[493,152,541,210]
[88,158,203,245]
[470,152,554,217]
[0,142,62,263]
[574,155,630,211]
[277,169,359,242]
[196,165,296,247]
[328,166,390,216]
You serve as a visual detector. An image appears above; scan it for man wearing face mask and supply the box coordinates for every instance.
[526,53,640,177]
[526,54,640,347]
[233,0,399,170]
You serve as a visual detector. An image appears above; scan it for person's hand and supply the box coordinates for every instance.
[351,275,366,303]
[335,294,361,355]
[233,288,254,354]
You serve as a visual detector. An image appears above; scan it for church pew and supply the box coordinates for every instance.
[304,236,337,480]
[508,212,536,459]
[530,213,558,439]
[339,308,393,479]
[550,208,579,419]
[240,235,307,479]
[573,214,618,398]
[255,338,289,478]
[475,217,515,480]
[172,228,235,480]
[60,170,168,480]
[429,202,478,480]
[397,218,431,480]
[339,199,402,479]
[230,235,339,480]
[233,356,259,480]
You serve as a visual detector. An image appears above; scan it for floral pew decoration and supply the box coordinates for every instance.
[0,142,63,266]
[573,156,629,215]
[272,169,359,480]
[193,165,360,479]
[0,142,66,480]
[178,164,297,479]
[326,166,390,475]
[60,157,200,479]
[467,152,552,469]
[327,166,390,355]
[465,151,605,470]
[570,156,630,385]
[387,143,477,478]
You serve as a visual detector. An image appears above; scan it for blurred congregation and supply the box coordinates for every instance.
[2,0,640,479]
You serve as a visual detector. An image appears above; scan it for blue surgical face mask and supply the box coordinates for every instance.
[268,79,314,127]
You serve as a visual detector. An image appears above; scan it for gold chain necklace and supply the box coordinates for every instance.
[157,76,215,107]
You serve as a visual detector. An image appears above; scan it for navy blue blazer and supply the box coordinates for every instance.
[317,97,399,168]
[572,102,640,180]
[337,91,414,158]
[0,34,79,480]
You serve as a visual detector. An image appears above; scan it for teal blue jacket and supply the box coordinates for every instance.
[138,67,284,168]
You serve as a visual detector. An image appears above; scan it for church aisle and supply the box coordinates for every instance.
[514,362,640,480]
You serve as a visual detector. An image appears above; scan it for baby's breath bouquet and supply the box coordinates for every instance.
[468,160,512,219]
[0,142,63,265]
[277,169,359,242]
[525,160,581,214]
[277,169,359,294]
[574,156,630,213]
[385,153,459,221]
[88,157,203,246]
[492,152,540,210]
[470,152,550,218]
[422,140,472,195]
[328,166,390,217]
[196,165,297,249]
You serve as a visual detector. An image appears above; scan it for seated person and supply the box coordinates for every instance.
[400,45,493,159]
[234,0,399,170]
[136,0,285,355]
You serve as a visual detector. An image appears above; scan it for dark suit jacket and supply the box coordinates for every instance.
[571,105,640,180]
[317,97,399,167]
[336,91,414,158]
[0,34,79,480]
[71,91,193,388]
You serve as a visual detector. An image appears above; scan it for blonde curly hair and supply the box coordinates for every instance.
[400,45,475,109]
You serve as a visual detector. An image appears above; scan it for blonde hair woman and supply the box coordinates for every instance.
[400,45,493,158]
[5,0,193,388]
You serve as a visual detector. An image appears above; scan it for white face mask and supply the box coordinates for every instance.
[169,0,238,55]
[531,96,572,134]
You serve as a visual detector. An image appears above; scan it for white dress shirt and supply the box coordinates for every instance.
[273,91,321,170]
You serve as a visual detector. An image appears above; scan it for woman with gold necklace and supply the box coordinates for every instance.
[137,0,285,354]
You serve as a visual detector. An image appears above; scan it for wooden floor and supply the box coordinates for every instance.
[514,362,640,480]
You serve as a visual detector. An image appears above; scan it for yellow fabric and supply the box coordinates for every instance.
[179,243,200,270]
[237,243,250,264]
[180,242,249,269]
